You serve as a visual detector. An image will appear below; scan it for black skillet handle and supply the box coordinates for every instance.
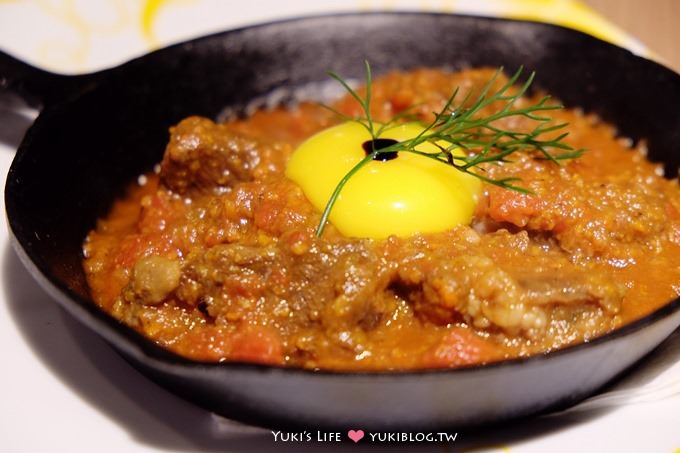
[0,49,96,108]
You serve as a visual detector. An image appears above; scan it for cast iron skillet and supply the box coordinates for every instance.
[3,12,680,431]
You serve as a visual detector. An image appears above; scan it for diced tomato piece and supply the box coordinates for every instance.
[253,199,281,231]
[388,90,414,113]
[229,326,284,365]
[484,186,540,227]
[180,325,284,365]
[422,327,499,368]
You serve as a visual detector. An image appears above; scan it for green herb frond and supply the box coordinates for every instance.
[315,62,583,236]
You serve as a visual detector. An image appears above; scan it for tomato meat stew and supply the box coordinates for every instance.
[83,68,680,370]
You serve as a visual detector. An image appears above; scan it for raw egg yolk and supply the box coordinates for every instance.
[286,122,480,238]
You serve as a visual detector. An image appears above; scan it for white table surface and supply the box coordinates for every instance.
[1,1,678,452]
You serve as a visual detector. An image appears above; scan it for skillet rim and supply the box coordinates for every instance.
[5,10,680,379]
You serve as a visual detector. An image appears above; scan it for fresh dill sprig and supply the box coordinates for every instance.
[315,62,584,237]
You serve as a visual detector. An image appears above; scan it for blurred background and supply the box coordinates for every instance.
[583,0,679,72]
[0,0,678,74]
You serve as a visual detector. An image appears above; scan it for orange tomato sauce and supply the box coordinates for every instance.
[83,68,680,370]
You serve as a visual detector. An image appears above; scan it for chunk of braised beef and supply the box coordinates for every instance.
[174,238,393,347]
[391,240,623,343]
[160,116,285,194]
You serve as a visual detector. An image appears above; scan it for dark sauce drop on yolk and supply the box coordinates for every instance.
[362,138,399,161]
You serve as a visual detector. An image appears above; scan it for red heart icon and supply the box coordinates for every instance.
[347,429,365,443]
